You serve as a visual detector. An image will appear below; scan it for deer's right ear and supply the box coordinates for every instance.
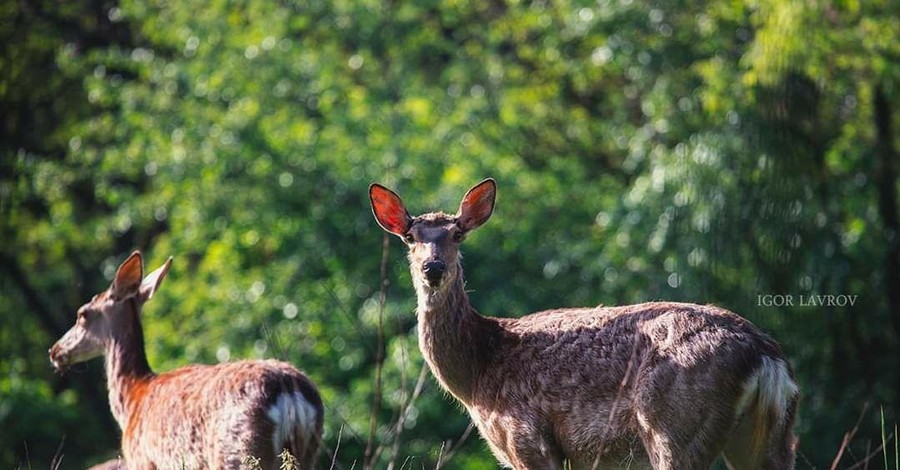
[370,183,412,236]
[139,257,172,303]
[111,251,144,299]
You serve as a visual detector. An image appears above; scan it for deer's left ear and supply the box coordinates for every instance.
[111,251,144,299]
[457,178,496,233]
[139,257,172,303]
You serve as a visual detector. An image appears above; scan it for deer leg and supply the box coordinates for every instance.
[293,432,321,470]
[506,430,564,470]
[635,407,726,470]
[722,394,799,470]
[637,428,719,470]
[511,452,563,470]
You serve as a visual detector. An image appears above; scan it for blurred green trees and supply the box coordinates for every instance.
[2,0,898,468]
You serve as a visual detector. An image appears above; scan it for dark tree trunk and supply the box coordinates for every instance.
[874,84,900,339]
[873,83,900,413]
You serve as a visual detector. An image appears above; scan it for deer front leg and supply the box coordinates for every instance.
[510,451,563,470]
[507,428,564,470]
[474,412,563,470]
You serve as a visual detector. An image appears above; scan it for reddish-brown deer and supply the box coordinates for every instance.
[49,251,323,470]
[370,178,799,470]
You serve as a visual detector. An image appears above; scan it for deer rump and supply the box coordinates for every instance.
[122,360,322,469]
[460,302,797,469]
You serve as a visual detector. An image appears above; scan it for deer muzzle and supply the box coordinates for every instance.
[422,260,446,286]
[48,343,69,372]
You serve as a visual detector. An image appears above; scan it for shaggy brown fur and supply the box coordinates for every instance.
[50,252,323,470]
[371,179,799,470]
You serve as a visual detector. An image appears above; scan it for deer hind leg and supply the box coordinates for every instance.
[637,428,721,470]
[723,357,800,470]
[288,430,320,470]
[722,394,799,470]
[634,406,730,470]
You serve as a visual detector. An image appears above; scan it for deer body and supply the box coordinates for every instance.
[371,179,799,470]
[50,253,322,470]
[112,360,320,470]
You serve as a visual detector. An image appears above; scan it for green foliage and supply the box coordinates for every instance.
[2,0,898,468]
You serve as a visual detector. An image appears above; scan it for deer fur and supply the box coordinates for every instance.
[86,458,125,470]
[49,252,323,470]
[370,178,799,470]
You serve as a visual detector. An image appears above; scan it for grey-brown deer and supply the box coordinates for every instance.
[370,178,799,470]
[49,251,323,470]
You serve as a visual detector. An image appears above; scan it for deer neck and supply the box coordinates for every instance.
[104,298,154,429]
[415,264,496,402]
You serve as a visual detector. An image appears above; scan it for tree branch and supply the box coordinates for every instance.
[0,251,65,338]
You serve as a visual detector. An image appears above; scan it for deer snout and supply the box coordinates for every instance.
[422,260,446,285]
[48,343,68,372]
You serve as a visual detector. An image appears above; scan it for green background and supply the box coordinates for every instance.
[2,0,898,468]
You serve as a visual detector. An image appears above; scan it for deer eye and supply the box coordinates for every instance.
[452,231,464,243]
[403,233,415,244]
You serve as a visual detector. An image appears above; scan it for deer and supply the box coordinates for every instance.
[49,251,323,470]
[370,178,799,470]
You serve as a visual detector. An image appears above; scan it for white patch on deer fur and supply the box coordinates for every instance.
[267,392,318,454]
[735,357,799,422]
[636,410,651,430]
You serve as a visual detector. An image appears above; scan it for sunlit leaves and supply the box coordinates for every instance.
[3,0,899,467]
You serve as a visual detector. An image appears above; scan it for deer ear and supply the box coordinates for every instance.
[457,178,496,233]
[139,257,172,302]
[111,251,143,299]
[370,183,412,236]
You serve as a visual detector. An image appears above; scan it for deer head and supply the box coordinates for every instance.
[370,178,496,294]
[49,251,171,372]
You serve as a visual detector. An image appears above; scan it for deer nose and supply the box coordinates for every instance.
[48,344,66,371]
[423,260,446,284]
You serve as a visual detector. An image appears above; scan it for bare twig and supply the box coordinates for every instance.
[883,407,889,470]
[385,262,417,469]
[435,422,476,469]
[830,402,870,470]
[844,431,896,470]
[385,364,429,470]
[864,439,871,470]
[796,449,816,469]
[49,435,65,470]
[380,331,411,468]
[364,233,391,470]
[323,284,375,356]
[433,441,447,470]
[318,399,366,453]
[329,425,344,470]
[23,441,32,470]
